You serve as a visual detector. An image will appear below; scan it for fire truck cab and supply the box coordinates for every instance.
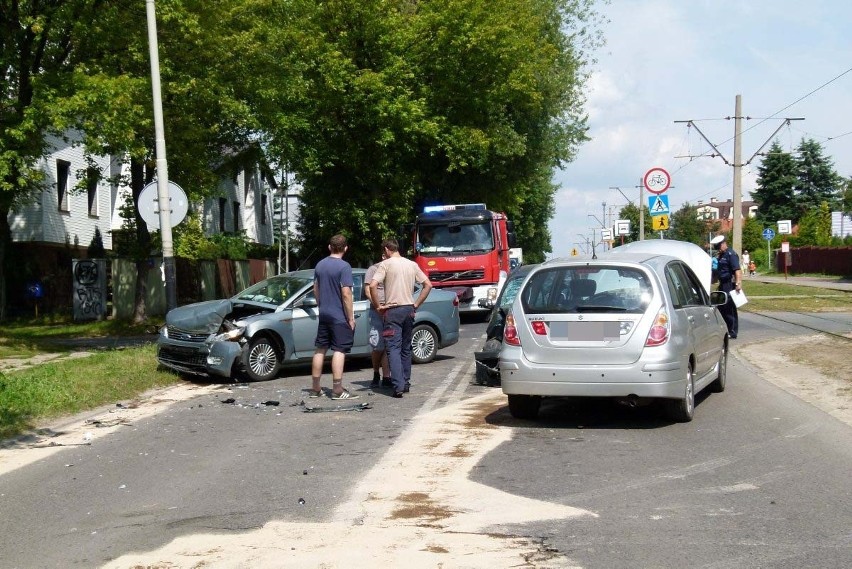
[410,203,517,313]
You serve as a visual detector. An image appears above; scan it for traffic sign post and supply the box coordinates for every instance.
[763,228,775,274]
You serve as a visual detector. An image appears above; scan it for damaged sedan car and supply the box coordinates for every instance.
[157,269,460,381]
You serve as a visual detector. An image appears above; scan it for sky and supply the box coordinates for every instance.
[548,0,852,258]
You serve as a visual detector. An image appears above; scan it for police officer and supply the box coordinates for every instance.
[711,234,742,339]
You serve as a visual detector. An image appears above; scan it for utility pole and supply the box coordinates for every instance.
[732,95,743,253]
[146,0,176,312]
[675,96,803,254]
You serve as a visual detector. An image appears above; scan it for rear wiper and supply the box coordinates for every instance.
[576,305,627,312]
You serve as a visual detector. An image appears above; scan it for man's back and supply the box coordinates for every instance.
[314,256,353,322]
[378,256,426,306]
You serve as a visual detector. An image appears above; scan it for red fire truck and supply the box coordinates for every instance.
[409,203,517,313]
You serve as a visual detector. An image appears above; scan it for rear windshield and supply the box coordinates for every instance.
[520,266,652,314]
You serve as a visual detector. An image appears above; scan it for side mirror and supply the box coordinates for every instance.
[710,290,728,306]
[507,232,518,248]
[298,296,318,309]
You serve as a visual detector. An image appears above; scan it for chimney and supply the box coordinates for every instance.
[710,197,717,203]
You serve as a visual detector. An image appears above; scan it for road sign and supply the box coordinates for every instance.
[643,167,671,195]
[652,214,670,230]
[138,181,189,230]
[762,228,776,241]
[616,219,631,236]
[777,220,791,234]
[600,228,613,241]
[647,195,670,215]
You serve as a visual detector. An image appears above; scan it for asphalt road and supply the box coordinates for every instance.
[1,312,851,568]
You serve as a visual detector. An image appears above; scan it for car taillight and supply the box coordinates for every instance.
[452,296,459,307]
[645,307,670,346]
[531,321,547,335]
[504,313,521,346]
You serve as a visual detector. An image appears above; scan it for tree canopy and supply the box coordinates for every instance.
[1,0,603,317]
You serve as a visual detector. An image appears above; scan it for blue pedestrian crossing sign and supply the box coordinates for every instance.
[648,195,670,215]
[762,228,775,240]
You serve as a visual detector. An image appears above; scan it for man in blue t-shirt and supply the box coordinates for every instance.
[309,234,358,399]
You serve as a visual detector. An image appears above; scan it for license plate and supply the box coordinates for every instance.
[550,321,620,341]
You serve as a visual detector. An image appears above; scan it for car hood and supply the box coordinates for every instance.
[165,299,232,333]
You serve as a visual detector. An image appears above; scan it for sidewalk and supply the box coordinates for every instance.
[747,274,852,292]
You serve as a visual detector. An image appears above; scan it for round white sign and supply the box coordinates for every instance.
[138,181,189,229]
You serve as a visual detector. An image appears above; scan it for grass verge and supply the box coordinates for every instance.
[740,281,852,312]
[0,344,180,439]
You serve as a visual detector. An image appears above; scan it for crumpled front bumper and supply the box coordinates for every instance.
[157,337,243,379]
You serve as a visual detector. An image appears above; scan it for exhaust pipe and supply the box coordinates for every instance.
[617,395,640,408]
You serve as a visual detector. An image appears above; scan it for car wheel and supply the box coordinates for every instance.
[245,336,280,382]
[508,394,541,420]
[411,324,437,364]
[666,365,695,422]
[709,344,727,393]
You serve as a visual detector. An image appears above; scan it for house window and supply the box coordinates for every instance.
[244,170,252,201]
[57,160,70,212]
[219,197,227,232]
[260,194,268,225]
[87,167,99,217]
[233,201,241,231]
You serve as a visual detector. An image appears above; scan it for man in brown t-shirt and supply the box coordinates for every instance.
[368,238,432,398]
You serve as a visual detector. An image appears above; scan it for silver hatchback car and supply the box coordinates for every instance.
[158,268,460,381]
[500,240,728,422]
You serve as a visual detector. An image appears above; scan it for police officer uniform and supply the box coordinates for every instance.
[711,235,741,338]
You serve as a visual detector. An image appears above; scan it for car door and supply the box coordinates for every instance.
[666,262,714,378]
[350,272,371,354]
[290,289,320,359]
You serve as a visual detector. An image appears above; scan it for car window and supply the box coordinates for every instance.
[521,266,651,314]
[352,274,364,302]
[235,275,313,306]
[666,263,704,307]
[499,275,526,309]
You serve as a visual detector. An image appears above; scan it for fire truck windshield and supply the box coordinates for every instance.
[417,222,494,254]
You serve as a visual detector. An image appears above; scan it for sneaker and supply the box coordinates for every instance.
[307,390,324,398]
[380,378,393,388]
[392,391,404,398]
[331,389,359,400]
[403,383,410,393]
[370,378,380,388]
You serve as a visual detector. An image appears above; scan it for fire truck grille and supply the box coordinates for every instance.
[429,269,485,282]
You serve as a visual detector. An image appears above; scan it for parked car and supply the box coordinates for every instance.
[474,263,538,386]
[500,240,728,422]
[157,269,460,381]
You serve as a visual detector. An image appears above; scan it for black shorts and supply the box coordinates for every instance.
[315,320,354,353]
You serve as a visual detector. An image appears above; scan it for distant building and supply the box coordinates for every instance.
[831,211,852,238]
[695,197,758,232]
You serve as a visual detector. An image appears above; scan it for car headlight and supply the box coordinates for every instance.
[212,326,246,342]
[160,325,168,338]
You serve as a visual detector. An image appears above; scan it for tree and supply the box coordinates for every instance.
[666,202,708,246]
[753,141,797,224]
[1,0,262,320]
[796,202,832,246]
[617,202,653,243]
[250,0,602,267]
[794,138,842,220]
[741,216,764,255]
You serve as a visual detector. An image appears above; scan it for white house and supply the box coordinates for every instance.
[9,131,280,253]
